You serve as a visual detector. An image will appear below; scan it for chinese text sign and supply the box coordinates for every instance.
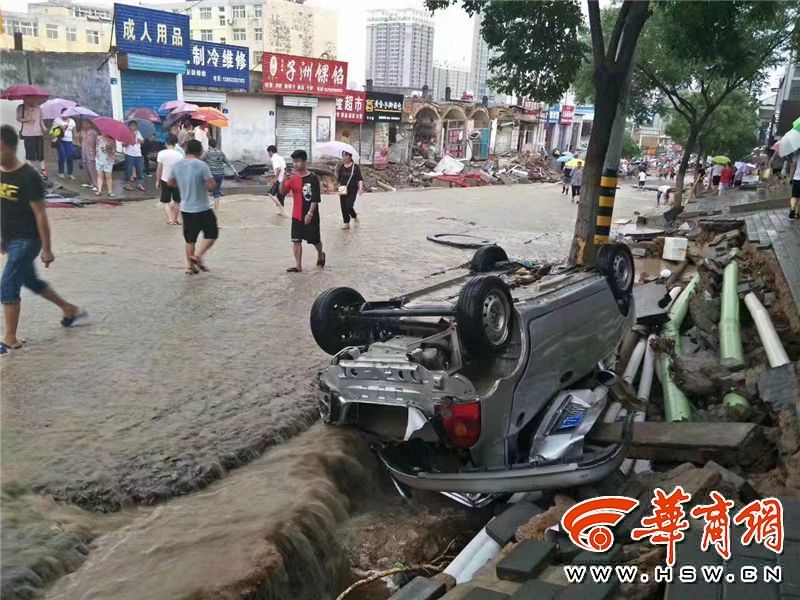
[114,3,189,61]
[184,41,249,90]
[261,52,347,97]
[365,92,403,123]
[335,90,366,123]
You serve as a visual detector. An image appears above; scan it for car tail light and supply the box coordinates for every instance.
[437,401,481,449]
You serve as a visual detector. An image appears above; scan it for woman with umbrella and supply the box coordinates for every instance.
[336,149,364,229]
[11,87,49,177]
[80,119,99,191]
[54,108,77,180]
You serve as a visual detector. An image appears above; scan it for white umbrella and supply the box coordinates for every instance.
[40,98,77,119]
[316,141,360,162]
[777,128,800,157]
[64,106,98,118]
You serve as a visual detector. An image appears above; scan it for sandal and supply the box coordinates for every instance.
[316,252,326,268]
[185,266,199,275]
[286,267,301,273]
[191,255,209,272]
[61,311,89,327]
[123,185,134,191]
[109,193,116,198]
[137,185,146,191]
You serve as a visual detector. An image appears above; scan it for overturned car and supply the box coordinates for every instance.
[310,244,637,504]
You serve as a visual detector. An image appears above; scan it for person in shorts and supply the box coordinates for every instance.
[202,138,238,210]
[16,100,47,178]
[281,149,325,273]
[267,145,287,214]
[569,164,583,204]
[711,163,724,192]
[169,140,218,275]
[0,125,86,353]
[156,134,184,225]
[94,133,116,197]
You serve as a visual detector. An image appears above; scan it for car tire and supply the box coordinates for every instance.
[470,245,508,273]
[595,243,635,298]
[310,287,367,355]
[456,276,514,356]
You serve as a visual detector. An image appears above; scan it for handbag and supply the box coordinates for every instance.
[338,163,354,195]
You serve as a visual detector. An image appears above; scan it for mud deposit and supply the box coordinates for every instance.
[2,185,648,598]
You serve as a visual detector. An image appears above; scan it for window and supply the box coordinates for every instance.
[86,30,99,44]
[66,26,76,41]
[219,15,226,26]
[219,37,226,44]
[232,5,246,18]
[233,28,245,41]
[199,6,211,19]
[218,6,225,11]
[253,5,262,18]
[5,20,38,37]
[200,29,213,41]
[253,50,264,65]
[46,24,58,39]
[254,28,262,41]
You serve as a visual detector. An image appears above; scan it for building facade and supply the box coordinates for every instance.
[772,56,800,140]
[432,62,470,101]
[365,8,434,91]
[469,15,489,102]
[159,0,338,71]
[1,1,112,52]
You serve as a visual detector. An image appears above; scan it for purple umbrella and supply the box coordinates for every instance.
[64,106,99,118]
[126,107,161,123]
[159,100,185,112]
[41,98,77,120]
[169,102,199,114]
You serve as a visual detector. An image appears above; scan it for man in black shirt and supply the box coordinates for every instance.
[0,125,85,353]
[280,149,325,273]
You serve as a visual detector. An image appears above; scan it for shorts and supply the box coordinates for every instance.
[291,218,321,245]
[571,185,581,197]
[1,238,47,304]
[792,179,800,198]
[96,157,113,173]
[270,180,286,207]
[23,135,44,162]
[182,209,219,244]
[712,175,721,186]
[159,183,180,204]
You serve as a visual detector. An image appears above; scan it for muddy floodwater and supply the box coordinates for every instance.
[1,182,649,598]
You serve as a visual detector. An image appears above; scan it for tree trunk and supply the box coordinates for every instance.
[672,125,699,208]
[569,0,650,265]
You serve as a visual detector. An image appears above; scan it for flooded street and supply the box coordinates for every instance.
[1,181,651,598]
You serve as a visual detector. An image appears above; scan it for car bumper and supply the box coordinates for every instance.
[375,413,634,494]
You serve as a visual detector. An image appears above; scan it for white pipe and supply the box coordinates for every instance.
[637,335,657,402]
[444,528,501,583]
[744,292,790,367]
[669,286,682,302]
[603,401,623,423]
[622,336,647,384]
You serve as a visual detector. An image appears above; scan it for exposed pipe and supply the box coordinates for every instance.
[637,334,657,402]
[444,528,501,584]
[668,286,683,302]
[623,336,647,384]
[658,274,700,422]
[723,392,750,420]
[743,292,790,367]
[720,251,744,369]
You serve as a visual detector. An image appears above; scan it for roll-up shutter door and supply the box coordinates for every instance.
[121,70,177,141]
[353,123,374,164]
[494,127,513,155]
[276,106,312,161]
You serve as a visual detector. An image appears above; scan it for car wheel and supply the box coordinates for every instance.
[595,243,635,298]
[310,287,367,355]
[470,244,508,273]
[456,276,513,356]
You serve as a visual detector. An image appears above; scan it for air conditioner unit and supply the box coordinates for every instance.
[227,19,234,25]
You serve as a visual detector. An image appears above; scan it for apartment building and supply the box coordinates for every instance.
[365,8,434,92]
[432,62,470,101]
[0,1,112,52]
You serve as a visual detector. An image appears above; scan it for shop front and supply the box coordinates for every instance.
[335,90,403,166]
[112,5,190,140]
[441,106,467,158]
[467,106,491,160]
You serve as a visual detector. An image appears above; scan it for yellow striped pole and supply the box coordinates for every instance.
[594,167,618,247]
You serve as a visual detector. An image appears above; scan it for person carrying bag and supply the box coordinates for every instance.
[336,150,363,229]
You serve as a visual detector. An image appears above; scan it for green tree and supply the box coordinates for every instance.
[426,0,651,264]
[622,135,642,159]
[633,1,800,206]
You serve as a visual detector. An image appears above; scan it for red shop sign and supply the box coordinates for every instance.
[336,90,366,123]
[261,52,347,97]
[560,105,575,125]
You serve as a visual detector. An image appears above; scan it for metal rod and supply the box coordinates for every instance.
[358,308,457,318]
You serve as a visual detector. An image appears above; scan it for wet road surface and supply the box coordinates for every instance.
[0,180,655,597]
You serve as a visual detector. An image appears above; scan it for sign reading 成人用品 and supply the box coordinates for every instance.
[365,92,403,123]
[261,52,347,97]
[113,3,190,61]
[184,41,249,90]
[335,90,366,123]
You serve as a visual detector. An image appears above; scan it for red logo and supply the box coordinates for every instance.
[561,496,640,552]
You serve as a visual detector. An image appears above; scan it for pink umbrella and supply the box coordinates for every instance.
[159,100,185,112]
[1,84,49,100]
[93,117,135,145]
[169,102,199,114]
[126,107,161,123]
[41,98,77,120]
[64,106,99,118]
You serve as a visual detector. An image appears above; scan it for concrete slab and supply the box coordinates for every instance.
[496,540,556,583]
[390,576,447,600]
[486,502,543,547]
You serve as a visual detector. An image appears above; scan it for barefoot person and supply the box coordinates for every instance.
[267,145,286,214]
[281,149,325,273]
[0,125,86,353]
[169,140,218,275]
